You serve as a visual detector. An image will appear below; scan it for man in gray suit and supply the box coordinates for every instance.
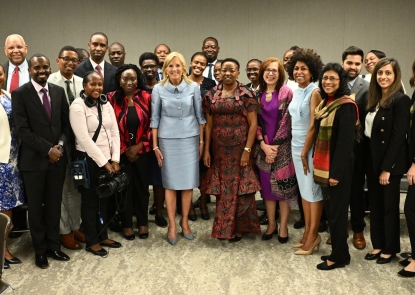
[342,46,369,250]
[48,45,85,250]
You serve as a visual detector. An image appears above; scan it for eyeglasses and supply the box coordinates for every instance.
[245,68,259,73]
[141,65,157,70]
[264,69,278,74]
[58,57,79,63]
[322,76,340,82]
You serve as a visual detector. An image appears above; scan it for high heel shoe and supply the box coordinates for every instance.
[294,234,321,255]
[262,228,278,241]
[293,242,304,248]
[179,219,194,240]
[278,227,289,243]
[200,206,210,220]
[5,256,22,264]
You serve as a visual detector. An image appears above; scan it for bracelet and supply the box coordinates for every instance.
[259,139,264,143]
[112,160,120,163]
[301,157,305,160]
[153,146,159,151]
[200,141,204,144]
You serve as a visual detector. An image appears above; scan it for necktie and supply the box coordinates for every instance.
[65,80,75,104]
[159,71,163,80]
[40,88,51,121]
[95,65,104,80]
[207,64,213,79]
[10,66,19,93]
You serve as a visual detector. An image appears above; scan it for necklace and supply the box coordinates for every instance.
[265,90,274,101]
[224,84,237,97]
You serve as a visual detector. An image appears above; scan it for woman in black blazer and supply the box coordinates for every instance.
[313,63,358,270]
[364,57,411,264]
[188,52,216,220]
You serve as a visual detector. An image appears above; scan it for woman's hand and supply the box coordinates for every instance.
[111,161,120,173]
[104,162,115,173]
[154,148,163,167]
[329,178,339,186]
[379,171,390,185]
[261,142,278,163]
[407,163,415,185]
[301,154,309,175]
[204,151,211,168]
[199,142,204,160]
[240,150,250,167]
[126,143,142,162]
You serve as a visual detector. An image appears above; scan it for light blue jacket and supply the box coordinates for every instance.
[150,80,206,138]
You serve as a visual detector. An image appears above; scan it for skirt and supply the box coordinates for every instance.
[159,136,199,190]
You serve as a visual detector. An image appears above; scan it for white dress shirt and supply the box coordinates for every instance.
[6,60,30,92]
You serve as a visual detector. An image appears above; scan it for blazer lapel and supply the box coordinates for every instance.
[350,77,363,96]
[27,83,50,122]
[103,61,112,91]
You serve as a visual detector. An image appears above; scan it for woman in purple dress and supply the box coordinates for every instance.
[255,57,298,242]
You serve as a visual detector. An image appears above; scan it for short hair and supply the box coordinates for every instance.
[202,37,219,46]
[319,63,350,100]
[221,58,240,70]
[289,46,299,50]
[367,57,403,109]
[367,49,386,59]
[342,46,364,62]
[109,42,125,51]
[82,71,101,85]
[215,59,223,65]
[286,48,324,81]
[58,45,78,57]
[160,52,192,85]
[139,52,159,67]
[90,32,108,44]
[76,48,89,57]
[258,57,286,93]
[410,58,415,88]
[113,64,146,104]
[246,59,262,66]
[154,44,171,54]
[28,53,49,67]
[190,52,208,62]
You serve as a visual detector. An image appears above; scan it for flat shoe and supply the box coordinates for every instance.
[317,261,346,270]
[398,268,415,278]
[364,252,381,260]
[321,255,350,265]
[376,254,396,264]
[100,241,122,248]
[229,235,242,243]
[86,247,108,256]
[138,232,149,239]
[5,256,22,264]
[188,214,197,221]
[123,233,136,240]
[399,259,411,267]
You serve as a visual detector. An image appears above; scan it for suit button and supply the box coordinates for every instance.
[178,107,181,110]
[381,117,385,120]
[381,129,384,132]
[381,141,385,144]
[177,96,180,99]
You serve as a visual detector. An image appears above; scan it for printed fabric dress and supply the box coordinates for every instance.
[201,83,261,239]
[0,93,24,210]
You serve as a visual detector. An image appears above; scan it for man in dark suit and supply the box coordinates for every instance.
[341,46,370,250]
[12,54,71,269]
[74,32,117,94]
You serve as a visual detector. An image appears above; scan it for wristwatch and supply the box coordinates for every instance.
[244,147,251,153]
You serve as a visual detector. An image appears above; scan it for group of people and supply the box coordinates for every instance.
[1,32,415,278]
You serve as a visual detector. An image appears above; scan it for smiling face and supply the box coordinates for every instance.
[214,62,222,83]
[88,34,108,64]
[376,64,395,92]
[29,56,51,87]
[221,61,239,86]
[166,56,184,85]
[202,39,219,63]
[120,69,137,95]
[83,73,103,99]
[56,50,78,79]
[263,62,279,89]
[141,59,158,81]
[321,70,340,97]
[365,52,380,74]
[342,54,362,81]
[190,54,207,77]
[293,61,311,88]
[246,60,261,84]
[4,35,28,66]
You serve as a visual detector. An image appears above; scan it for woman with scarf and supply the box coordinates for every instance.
[313,63,359,270]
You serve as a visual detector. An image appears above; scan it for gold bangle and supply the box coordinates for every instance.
[153,146,159,151]
[200,141,204,144]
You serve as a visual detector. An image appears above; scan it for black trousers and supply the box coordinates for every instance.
[349,145,366,233]
[324,159,353,263]
[22,163,65,255]
[77,153,109,247]
[405,184,415,257]
[119,153,150,228]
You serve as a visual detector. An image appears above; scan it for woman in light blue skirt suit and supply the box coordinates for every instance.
[151,52,206,245]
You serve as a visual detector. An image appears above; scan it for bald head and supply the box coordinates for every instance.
[4,34,28,66]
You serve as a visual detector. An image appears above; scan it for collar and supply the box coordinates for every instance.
[211,81,253,102]
[207,59,217,66]
[60,73,74,82]
[89,58,105,71]
[31,80,49,93]
[348,77,358,89]
[8,60,28,73]
[165,79,188,93]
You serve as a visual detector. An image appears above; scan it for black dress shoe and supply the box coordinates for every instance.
[317,261,346,270]
[5,256,22,264]
[4,261,10,269]
[364,252,381,260]
[262,228,278,241]
[200,207,210,220]
[229,235,243,243]
[293,219,305,229]
[123,233,136,240]
[100,241,122,248]
[399,259,411,267]
[45,250,70,261]
[398,268,415,277]
[278,235,289,244]
[188,213,197,221]
[149,203,156,215]
[259,213,269,225]
[35,255,49,269]
[376,254,396,264]
[138,232,149,239]
[320,255,350,265]
[86,247,108,257]
[155,215,168,228]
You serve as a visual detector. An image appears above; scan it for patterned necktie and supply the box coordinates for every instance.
[40,88,51,121]
[95,65,104,80]
[65,80,75,104]
[207,64,214,79]
[10,66,19,92]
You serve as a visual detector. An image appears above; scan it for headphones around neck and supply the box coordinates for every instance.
[80,90,108,108]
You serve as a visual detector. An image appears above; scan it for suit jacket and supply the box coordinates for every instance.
[47,72,84,102]
[368,92,411,175]
[74,59,117,94]
[350,76,369,127]
[2,60,30,91]
[12,82,71,171]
